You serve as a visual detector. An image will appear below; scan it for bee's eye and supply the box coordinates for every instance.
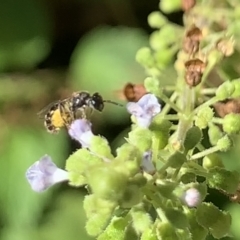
[91,93,104,111]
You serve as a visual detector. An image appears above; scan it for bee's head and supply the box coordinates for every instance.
[72,92,90,110]
[90,93,104,111]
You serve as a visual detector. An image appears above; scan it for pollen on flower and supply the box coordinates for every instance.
[25,155,69,192]
[127,93,161,128]
[68,119,95,148]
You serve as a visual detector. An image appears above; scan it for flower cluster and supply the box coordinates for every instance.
[25,1,240,239]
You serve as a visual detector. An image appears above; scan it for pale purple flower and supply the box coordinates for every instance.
[25,155,68,192]
[141,151,156,175]
[68,119,94,148]
[183,188,201,207]
[127,94,161,128]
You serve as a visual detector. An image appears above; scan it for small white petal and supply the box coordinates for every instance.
[184,188,201,207]
[126,102,145,117]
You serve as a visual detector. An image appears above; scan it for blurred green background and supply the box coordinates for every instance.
[0,0,240,240]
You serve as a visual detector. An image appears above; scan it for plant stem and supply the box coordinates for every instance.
[190,146,220,160]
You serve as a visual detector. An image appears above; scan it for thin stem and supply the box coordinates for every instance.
[212,117,224,125]
[164,114,179,121]
[190,146,220,160]
[159,92,182,114]
[201,88,218,95]
[194,96,219,113]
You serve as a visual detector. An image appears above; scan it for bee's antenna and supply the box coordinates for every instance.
[103,100,124,107]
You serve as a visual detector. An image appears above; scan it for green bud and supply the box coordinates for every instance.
[97,217,127,240]
[207,167,239,193]
[144,77,161,96]
[202,153,224,170]
[184,126,202,152]
[141,228,158,240]
[156,222,178,240]
[215,80,235,100]
[208,124,223,146]
[131,208,152,234]
[154,48,174,69]
[195,107,214,129]
[87,165,128,200]
[148,11,167,29]
[90,136,114,160]
[216,135,232,151]
[168,151,186,169]
[231,79,240,98]
[120,184,143,208]
[223,113,240,134]
[116,143,141,162]
[196,202,231,239]
[66,148,102,186]
[136,47,155,68]
[186,209,208,240]
[159,0,181,13]
[150,116,172,150]
[165,208,189,229]
[128,128,152,152]
[129,173,147,187]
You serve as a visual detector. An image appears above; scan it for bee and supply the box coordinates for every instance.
[38,91,121,133]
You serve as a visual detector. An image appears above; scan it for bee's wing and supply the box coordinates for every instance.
[37,101,59,119]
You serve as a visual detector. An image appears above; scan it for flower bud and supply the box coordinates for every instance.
[207,167,239,193]
[136,47,155,68]
[148,11,167,29]
[208,124,223,146]
[231,79,240,98]
[216,135,232,151]
[131,208,152,233]
[216,38,235,57]
[87,166,128,201]
[195,107,214,129]
[184,126,202,151]
[156,222,178,240]
[202,153,224,170]
[160,0,181,13]
[183,188,201,207]
[223,113,240,134]
[216,80,235,100]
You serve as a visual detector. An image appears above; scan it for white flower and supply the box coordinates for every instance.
[183,188,201,207]
[68,119,94,148]
[141,151,156,175]
[127,94,161,127]
[25,155,69,192]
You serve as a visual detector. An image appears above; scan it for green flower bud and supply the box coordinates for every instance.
[231,79,240,98]
[156,222,178,240]
[168,151,186,169]
[184,126,202,152]
[208,124,223,146]
[131,208,152,234]
[141,228,158,240]
[87,165,128,201]
[115,143,142,162]
[216,80,235,100]
[216,135,232,151]
[196,202,231,239]
[154,48,174,69]
[195,107,214,129]
[129,173,147,187]
[165,208,188,229]
[90,136,114,160]
[149,31,168,51]
[186,209,208,240]
[159,0,181,13]
[207,167,239,193]
[223,113,240,134]
[144,77,161,96]
[148,11,167,29]
[202,153,224,170]
[66,148,102,186]
[136,47,155,68]
[128,128,152,152]
[150,116,172,150]
[97,217,127,240]
[120,184,143,208]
